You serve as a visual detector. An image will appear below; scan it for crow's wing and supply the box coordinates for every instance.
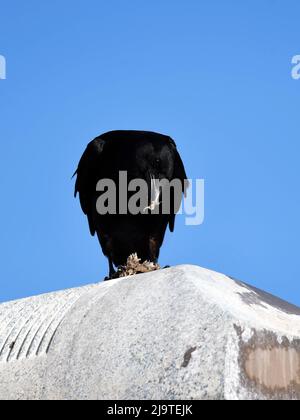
[168,137,188,232]
[74,137,106,236]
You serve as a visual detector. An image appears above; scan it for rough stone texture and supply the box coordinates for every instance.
[0,265,300,400]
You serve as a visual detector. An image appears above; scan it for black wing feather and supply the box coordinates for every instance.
[74,137,105,236]
[168,137,188,232]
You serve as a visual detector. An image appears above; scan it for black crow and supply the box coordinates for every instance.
[74,130,187,279]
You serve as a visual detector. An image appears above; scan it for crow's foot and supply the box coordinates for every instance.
[104,271,122,281]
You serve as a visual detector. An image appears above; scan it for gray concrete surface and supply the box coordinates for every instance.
[0,265,300,400]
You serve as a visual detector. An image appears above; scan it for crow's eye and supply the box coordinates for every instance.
[153,158,160,168]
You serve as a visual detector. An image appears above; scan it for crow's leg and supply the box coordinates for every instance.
[104,257,116,281]
[109,257,116,277]
[149,237,160,263]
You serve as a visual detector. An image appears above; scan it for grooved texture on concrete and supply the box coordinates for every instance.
[0,285,96,362]
[0,265,300,400]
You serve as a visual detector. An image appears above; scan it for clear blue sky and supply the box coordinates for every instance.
[0,0,300,305]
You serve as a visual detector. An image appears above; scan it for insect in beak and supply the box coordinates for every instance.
[143,175,161,213]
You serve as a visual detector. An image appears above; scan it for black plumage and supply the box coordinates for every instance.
[74,130,187,279]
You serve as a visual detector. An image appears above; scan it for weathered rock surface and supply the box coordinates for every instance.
[0,265,300,400]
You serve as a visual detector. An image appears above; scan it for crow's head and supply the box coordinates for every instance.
[135,139,177,212]
[135,140,175,181]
